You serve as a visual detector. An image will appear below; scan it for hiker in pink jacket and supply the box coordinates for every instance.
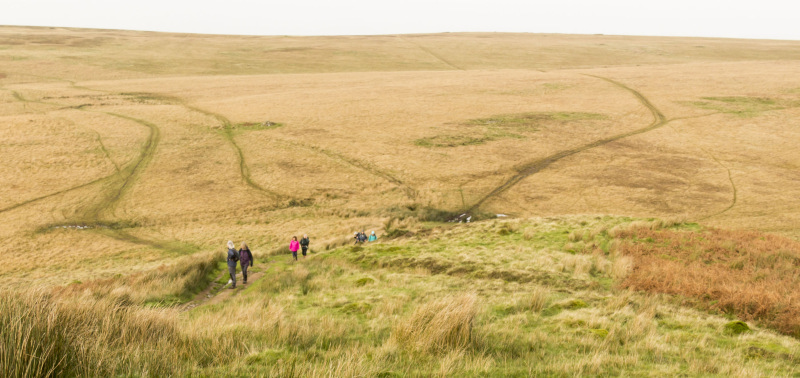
[289,236,300,261]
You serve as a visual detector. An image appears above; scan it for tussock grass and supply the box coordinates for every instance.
[0,290,188,377]
[54,250,219,306]
[392,293,478,354]
[517,286,550,313]
[4,216,799,375]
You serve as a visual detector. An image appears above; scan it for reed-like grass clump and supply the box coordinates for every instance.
[0,290,184,377]
[392,293,478,354]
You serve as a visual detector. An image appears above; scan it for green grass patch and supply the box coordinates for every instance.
[465,111,605,127]
[685,96,800,117]
[724,320,751,335]
[119,92,178,104]
[415,111,606,148]
[414,134,494,147]
[233,121,283,130]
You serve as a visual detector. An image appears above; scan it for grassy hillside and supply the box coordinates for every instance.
[1,26,800,376]
[4,217,800,376]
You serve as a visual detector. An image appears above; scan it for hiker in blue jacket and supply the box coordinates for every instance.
[368,231,377,242]
[226,240,240,289]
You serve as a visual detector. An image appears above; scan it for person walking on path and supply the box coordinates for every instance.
[358,230,368,243]
[368,231,377,242]
[289,236,300,261]
[300,234,310,258]
[226,240,240,289]
[239,242,253,284]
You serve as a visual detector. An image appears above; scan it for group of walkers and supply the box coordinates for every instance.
[354,230,377,244]
[289,234,310,261]
[225,231,379,289]
[225,241,253,289]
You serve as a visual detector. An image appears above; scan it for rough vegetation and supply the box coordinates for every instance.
[4,217,798,376]
[2,26,800,376]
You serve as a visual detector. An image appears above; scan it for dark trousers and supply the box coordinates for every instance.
[241,263,249,282]
[292,251,298,261]
[228,265,236,287]
[301,247,308,256]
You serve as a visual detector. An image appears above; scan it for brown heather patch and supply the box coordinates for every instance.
[616,227,800,337]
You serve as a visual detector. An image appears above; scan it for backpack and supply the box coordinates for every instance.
[229,249,240,262]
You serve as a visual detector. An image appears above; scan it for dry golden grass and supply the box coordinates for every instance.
[392,293,477,354]
[2,25,800,375]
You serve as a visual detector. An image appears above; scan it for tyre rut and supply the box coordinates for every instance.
[664,116,738,221]
[79,112,160,220]
[2,83,208,259]
[273,138,418,199]
[463,75,668,214]
[398,36,464,71]
[0,91,129,214]
[181,103,286,200]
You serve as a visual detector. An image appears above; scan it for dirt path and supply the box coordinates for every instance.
[462,75,670,214]
[182,266,269,311]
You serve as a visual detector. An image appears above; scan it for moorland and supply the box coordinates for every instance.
[2,26,800,376]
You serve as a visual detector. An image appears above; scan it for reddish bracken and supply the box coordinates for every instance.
[614,227,800,337]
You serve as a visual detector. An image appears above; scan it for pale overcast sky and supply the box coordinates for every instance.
[2,0,799,40]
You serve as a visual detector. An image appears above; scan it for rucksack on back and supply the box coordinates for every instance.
[230,250,240,262]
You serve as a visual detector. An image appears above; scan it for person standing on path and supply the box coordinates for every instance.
[289,236,300,261]
[368,231,377,242]
[300,234,310,258]
[226,240,240,289]
[239,242,253,284]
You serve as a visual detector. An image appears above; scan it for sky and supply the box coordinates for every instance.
[2,0,800,40]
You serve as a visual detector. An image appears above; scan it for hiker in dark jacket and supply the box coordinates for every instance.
[226,240,239,289]
[300,234,310,257]
[239,242,253,284]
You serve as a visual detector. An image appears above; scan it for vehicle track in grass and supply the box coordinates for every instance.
[78,111,160,220]
[0,87,159,216]
[3,81,210,261]
[462,75,668,215]
[272,137,418,199]
[179,103,287,201]
[665,118,738,221]
[398,36,464,71]
[0,90,129,214]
